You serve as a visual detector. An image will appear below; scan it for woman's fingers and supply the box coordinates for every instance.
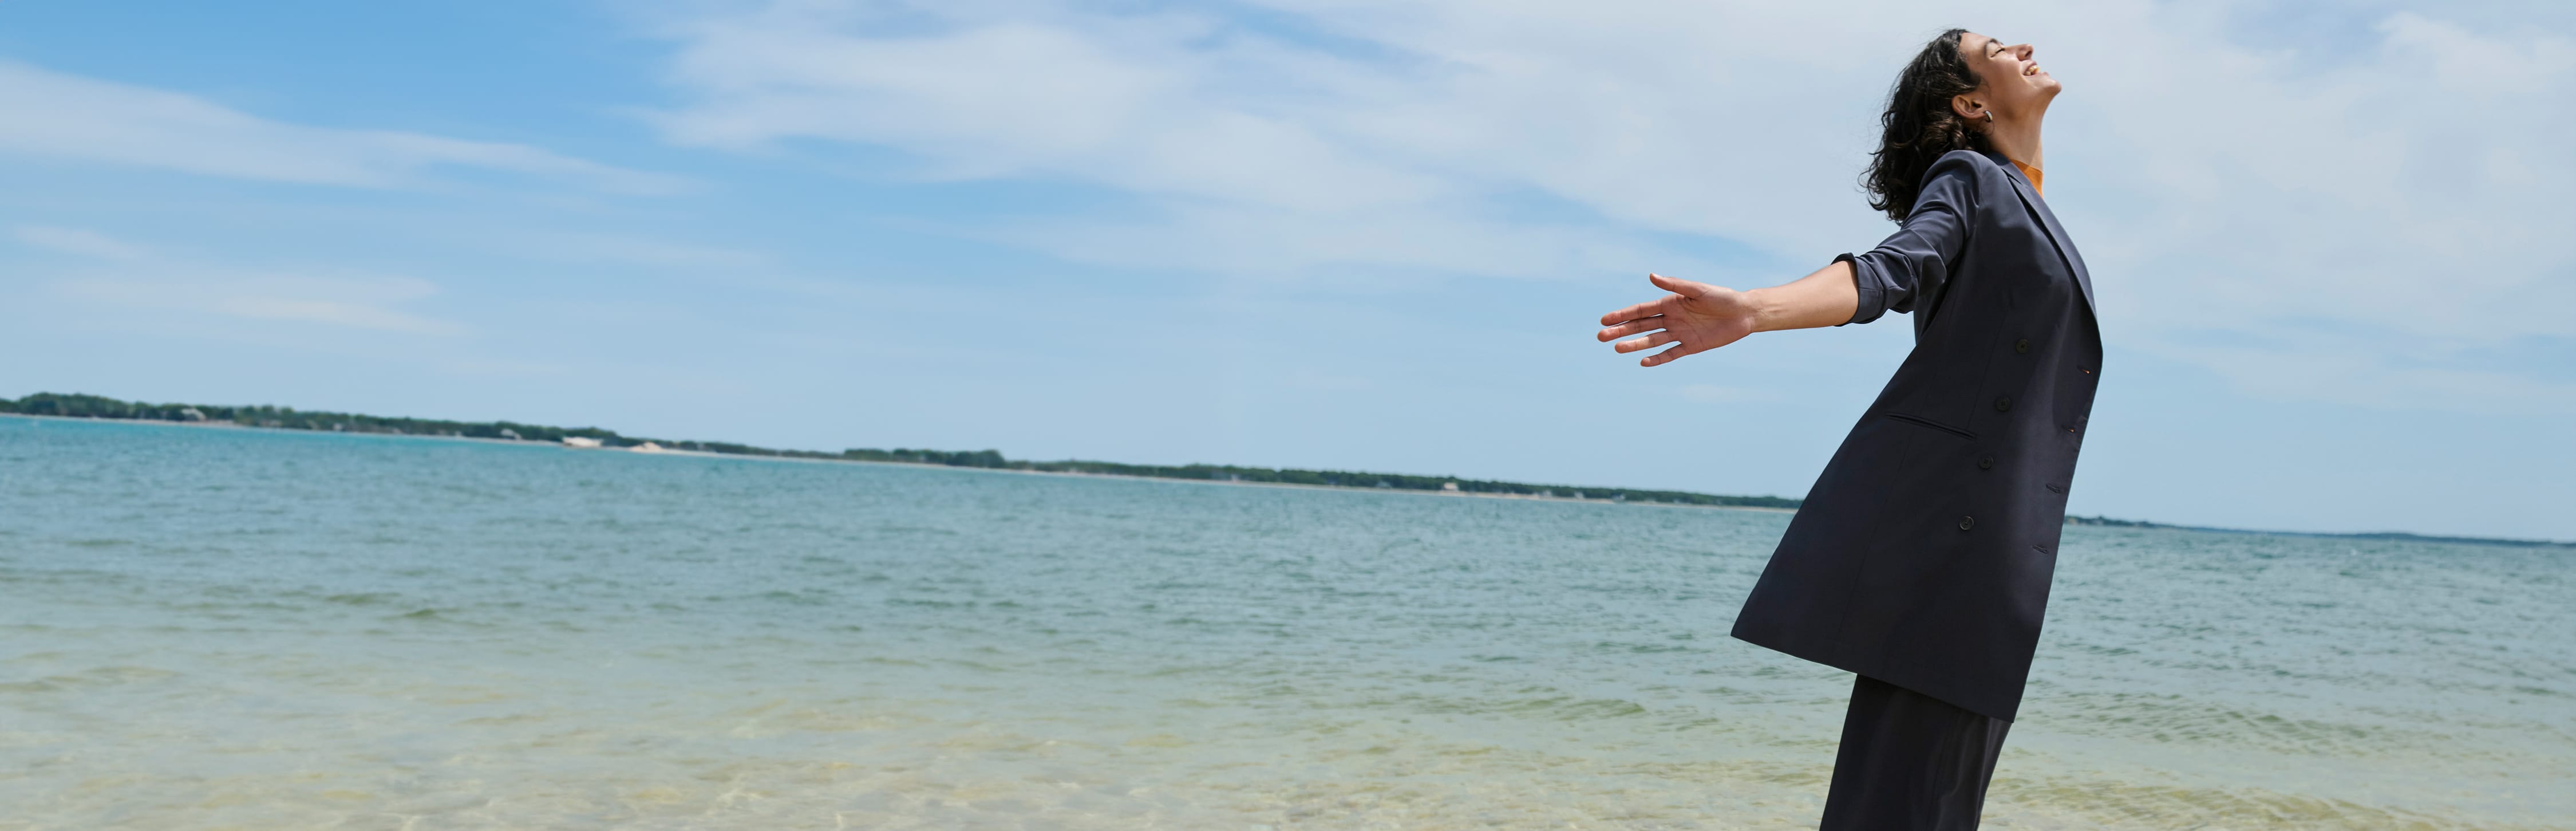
[1600,274,1732,365]
[1598,295,1676,327]
[1640,342,1702,367]
[1646,272,1706,297]
[1595,314,1668,341]
[1595,274,1732,367]
[1613,330,1679,354]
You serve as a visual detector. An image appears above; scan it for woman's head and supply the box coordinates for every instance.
[1864,29,2061,222]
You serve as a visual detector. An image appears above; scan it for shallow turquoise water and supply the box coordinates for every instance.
[2,415,2570,829]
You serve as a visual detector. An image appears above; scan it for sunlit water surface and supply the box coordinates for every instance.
[2,416,2570,829]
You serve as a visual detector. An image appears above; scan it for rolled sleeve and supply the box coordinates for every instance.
[1838,155,1979,326]
[1837,251,1884,325]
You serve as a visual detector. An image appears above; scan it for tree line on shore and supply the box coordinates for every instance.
[1,392,1802,509]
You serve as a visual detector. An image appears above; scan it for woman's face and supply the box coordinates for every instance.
[1958,32,2060,121]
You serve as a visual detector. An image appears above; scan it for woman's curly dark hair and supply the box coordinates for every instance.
[1865,28,1991,222]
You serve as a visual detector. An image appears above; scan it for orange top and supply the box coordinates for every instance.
[2010,159,2044,197]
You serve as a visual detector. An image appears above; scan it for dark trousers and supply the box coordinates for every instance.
[1818,675,2011,830]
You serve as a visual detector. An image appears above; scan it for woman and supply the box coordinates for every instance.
[1595,29,2097,829]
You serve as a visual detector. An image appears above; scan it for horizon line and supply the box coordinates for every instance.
[3,391,2567,549]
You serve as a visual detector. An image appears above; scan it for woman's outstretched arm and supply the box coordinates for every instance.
[1594,262,1860,367]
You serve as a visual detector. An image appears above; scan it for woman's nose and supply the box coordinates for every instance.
[2017,43,2036,60]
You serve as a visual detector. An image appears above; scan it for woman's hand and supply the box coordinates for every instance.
[1596,273,1761,367]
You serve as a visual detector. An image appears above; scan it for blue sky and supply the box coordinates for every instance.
[3,1,2571,540]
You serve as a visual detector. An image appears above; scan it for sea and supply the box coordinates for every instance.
[2,415,2570,830]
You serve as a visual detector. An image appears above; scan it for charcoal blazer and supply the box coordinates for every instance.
[1729,148,2102,722]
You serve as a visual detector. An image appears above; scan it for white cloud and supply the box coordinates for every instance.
[0,61,681,194]
[656,7,1440,212]
[58,271,463,336]
[646,1,2575,408]
[27,227,464,336]
[216,293,456,335]
[11,225,148,261]
[496,230,771,270]
[2056,6,2576,337]
[2145,325,2576,412]
[645,1,1971,273]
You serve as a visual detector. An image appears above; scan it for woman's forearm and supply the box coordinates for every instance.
[1594,262,1864,366]
[1748,260,1860,333]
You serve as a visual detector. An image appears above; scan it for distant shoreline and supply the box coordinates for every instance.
[0,392,1797,510]
[6,393,2567,548]
[7,411,1782,513]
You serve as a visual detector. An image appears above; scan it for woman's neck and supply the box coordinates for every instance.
[1985,116,2044,170]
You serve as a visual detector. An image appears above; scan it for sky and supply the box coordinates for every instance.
[3,1,2571,540]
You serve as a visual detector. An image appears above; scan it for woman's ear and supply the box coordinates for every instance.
[1951,93,1986,122]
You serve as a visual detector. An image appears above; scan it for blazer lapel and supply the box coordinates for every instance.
[1992,159,2097,318]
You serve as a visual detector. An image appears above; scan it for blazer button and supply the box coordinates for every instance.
[1977,455,1995,470]
[2014,338,2031,354]
[1958,515,1976,531]
[1993,396,2013,412]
